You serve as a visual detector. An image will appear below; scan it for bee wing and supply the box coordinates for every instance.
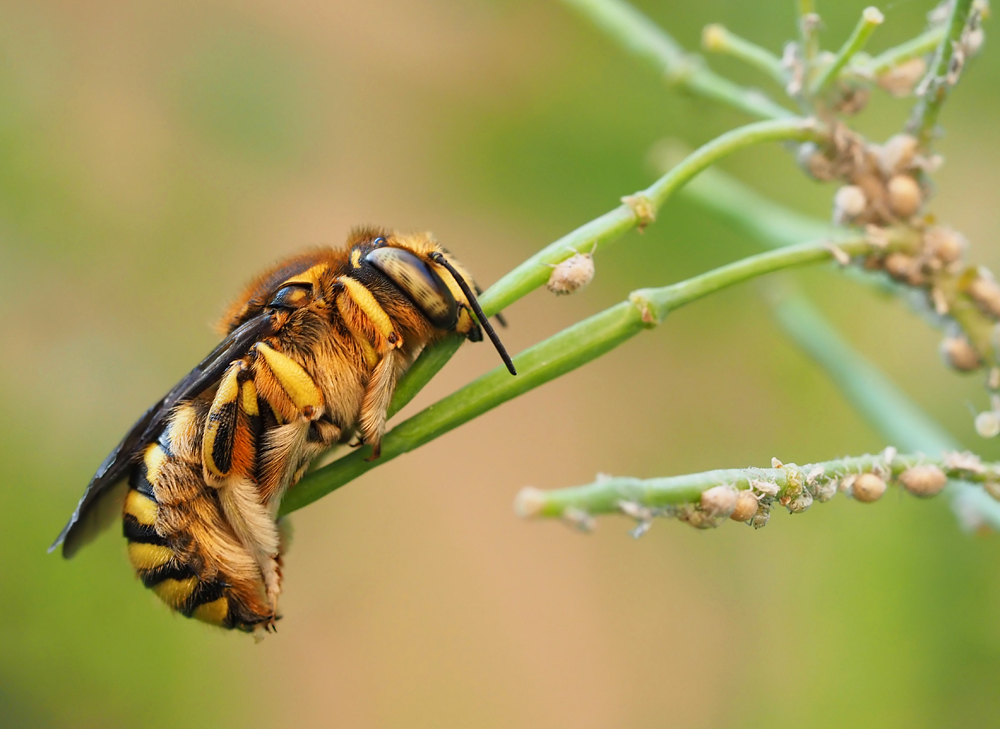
[50,313,276,558]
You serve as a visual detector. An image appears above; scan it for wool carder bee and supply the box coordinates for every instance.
[50,228,515,633]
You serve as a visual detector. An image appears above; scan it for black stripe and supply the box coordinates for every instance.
[130,465,157,501]
[181,579,228,617]
[139,561,195,589]
[122,514,169,546]
[209,401,238,474]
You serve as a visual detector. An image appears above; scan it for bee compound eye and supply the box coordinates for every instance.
[364,247,458,329]
[268,284,312,309]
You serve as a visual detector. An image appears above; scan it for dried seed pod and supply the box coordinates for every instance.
[975,410,1000,438]
[966,27,985,55]
[750,502,771,529]
[884,252,924,285]
[833,185,868,225]
[678,505,720,530]
[785,490,813,513]
[924,226,967,265]
[899,465,948,497]
[730,490,759,522]
[967,275,1000,317]
[546,247,596,296]
[877,57,928,97]
[875,133,919,176]
[940,335,982,372]
[832,83,870,116]
[700,485,737,518]
[887,175,922,218]
[851,472,887,502]
[813,479,838,502]
[797,142,837,181]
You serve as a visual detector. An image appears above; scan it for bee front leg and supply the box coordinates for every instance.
[203,360,284,611]
[359,348,405,460]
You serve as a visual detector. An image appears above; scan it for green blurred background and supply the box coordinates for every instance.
[3,1,1000,727]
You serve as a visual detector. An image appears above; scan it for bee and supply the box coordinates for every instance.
[50,228,515,634]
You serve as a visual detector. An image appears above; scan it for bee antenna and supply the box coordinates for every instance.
[430,252,516,376]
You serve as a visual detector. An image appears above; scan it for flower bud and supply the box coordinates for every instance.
[887,175,922,218]
[833,185,868,225]
[884,252,924,285]
[899,465,948,497]
[700,485,737,518]
[547,247,596,296]
[851,472,887,502]
[875,133,919,176]
[730,490,759,522]
[876,58,927,97]
[968,274,1000,317]
[975,410,1000,438]
[940,335,982,372]
[701,24,728,52]
[924,226,967,265]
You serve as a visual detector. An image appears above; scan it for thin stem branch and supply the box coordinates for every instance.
[387,118,822,418]
[483,117,821,316]
[281,237,870,515]
[810,6,885,97]
[559,0,795,119]
[797,0,820,69]
[514,451,996,520]
[702,24,786,86]
[772,295,1000,531]
[907,0,976,147]
[861,27,944,75]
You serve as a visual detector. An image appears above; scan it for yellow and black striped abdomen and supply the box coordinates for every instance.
[122,431,274,632]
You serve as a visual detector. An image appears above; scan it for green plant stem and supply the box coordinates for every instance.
[515,451,996,519]
[907,0,976,147]
[797,0,820,68]
[386,118,822,419]
[559,0,795,119]
[280,237,870,515]
[702,24,786,86]
[810,6,884,97]
[860,27,943,75]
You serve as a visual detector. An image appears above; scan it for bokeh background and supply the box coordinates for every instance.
[3,0,1000,727]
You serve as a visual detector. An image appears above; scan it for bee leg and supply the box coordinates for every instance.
[359,348,405,461]
[204,360,284,611]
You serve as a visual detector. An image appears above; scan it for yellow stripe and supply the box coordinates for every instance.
[192,597,229,626]
[335,294,379,367]
[152,577,198,608]
[351,248,362,269]
[143,444,167,484]
[338,275,400,346]
[256,343,323,412]
[124,490,158,526]
[128,542,174,571]
[203,365,241,478]
[241,380,259,416]
[282,263,329,288]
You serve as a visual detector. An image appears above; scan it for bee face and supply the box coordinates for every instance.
[51,227,515,634]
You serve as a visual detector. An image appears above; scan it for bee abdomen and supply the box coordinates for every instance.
[122,444,269,632]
